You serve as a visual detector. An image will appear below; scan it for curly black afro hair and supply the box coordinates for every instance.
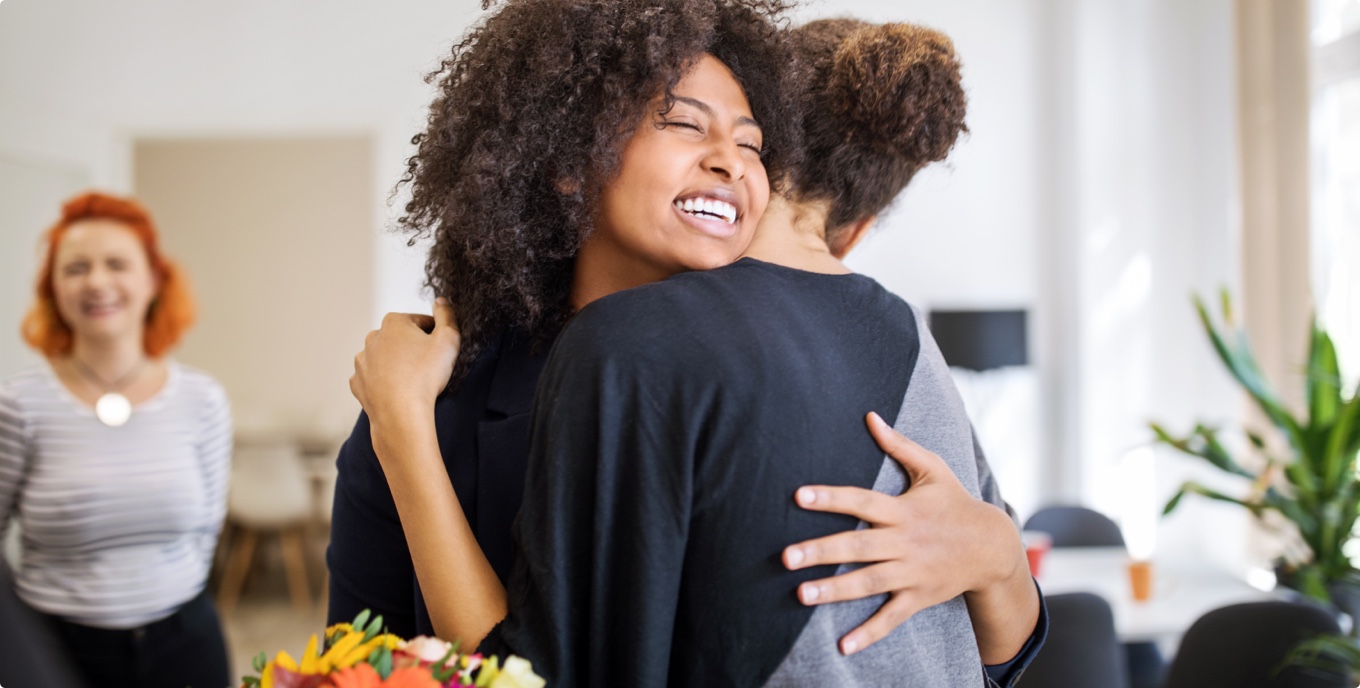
[397,0,801,387]
[789,19,968,243]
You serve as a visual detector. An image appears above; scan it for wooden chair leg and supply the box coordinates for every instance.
[280,527,311,612]
[217,526,258,618]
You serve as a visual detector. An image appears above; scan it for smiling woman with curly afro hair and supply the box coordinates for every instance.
[396,0,802,386]
[330,0,801,651]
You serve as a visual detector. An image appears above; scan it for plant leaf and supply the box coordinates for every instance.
[1163,486,1189,515]
[1323,394,1360,497]
[1283,634,1360,682]
[1149,422,1254,478]
[1308,324,1342,428]
[1194,294,1306,451]
[1172,481,1260,514]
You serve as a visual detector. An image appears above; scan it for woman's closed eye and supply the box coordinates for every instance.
[661,119,703,133]
[663,120,763,155]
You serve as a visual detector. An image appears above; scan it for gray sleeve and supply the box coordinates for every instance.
[899,304,1020,528]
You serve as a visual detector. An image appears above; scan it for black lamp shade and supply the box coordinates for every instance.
[928,309,1028,371]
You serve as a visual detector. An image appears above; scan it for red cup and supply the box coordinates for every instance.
[1022,530,1053,576]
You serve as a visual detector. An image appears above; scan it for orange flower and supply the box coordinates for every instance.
[328,664,440,688]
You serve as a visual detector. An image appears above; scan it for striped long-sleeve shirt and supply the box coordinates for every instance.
[0,361,231,629]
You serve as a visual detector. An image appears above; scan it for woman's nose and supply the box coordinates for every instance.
[702,139,747,182]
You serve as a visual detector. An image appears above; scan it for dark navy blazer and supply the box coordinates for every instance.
[327,332,549,638]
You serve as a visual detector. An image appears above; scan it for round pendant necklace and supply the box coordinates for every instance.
[69,356,146,427]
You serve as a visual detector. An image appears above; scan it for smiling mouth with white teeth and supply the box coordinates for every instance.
[674,197,738,225]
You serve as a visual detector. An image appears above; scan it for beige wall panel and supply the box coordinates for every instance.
[134,138,373,439]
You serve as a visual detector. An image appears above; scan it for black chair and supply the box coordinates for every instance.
[1024,505,1165,688]
[1017,592,1128,688]
[1024,505,1125,548]
[1163,601,1350,688]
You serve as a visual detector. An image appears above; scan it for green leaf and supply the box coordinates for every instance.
[1308,324,1342,428]
[433,646,459,681]
[1284,460,1319,500]
[1296,564,1332,603]
[1247,430,1267,450]
[351,609,371,632]
[1283,634,1360,682]
[242,678,261,688]
[1163,486,1189,515]
[362,615,384,643]
[1193,295,1306,451]
[372,647,393,680]
[1170,481,1260,515]
[1148,422,1254,478]
[1323,394,1360,496]
[253,651,267,673]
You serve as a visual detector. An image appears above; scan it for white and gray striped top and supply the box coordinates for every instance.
[0,361,231,629]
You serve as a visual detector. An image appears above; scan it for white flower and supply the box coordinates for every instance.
[488,656,546,688]
[401,635,454,664]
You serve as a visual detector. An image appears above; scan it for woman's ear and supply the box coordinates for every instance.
[829,215,876,259]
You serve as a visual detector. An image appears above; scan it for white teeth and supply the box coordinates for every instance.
[675,196,738,224]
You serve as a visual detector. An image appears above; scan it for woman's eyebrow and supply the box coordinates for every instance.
[673,95,762,131]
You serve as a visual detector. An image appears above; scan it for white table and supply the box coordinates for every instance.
[1035,547,1277,643]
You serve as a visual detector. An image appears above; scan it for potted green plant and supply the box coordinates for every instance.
[1152,291,1360,614]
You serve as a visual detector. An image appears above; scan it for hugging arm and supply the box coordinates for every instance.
[348,302,506,646]
[782,307,1045,682]
[326,411,421,638]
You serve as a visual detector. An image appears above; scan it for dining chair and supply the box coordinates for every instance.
[1016,592,1128,688]
[1024,505,1125,548]
[216,441,314,616]
[1162,601,1349,688]
[1024,505,1164,688]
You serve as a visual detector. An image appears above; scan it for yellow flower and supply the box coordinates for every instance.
[275,652,299,672]
[299,634,321,674]
[319,630,366,672]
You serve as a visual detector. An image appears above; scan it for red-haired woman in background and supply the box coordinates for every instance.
[0,191,232,688]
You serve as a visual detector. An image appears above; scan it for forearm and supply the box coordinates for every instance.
[964,535,1040,665]
[370,410,507,646]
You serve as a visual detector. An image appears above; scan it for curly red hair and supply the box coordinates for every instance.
[21,191,195,358]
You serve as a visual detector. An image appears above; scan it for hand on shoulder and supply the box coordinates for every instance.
[350,299,461,426]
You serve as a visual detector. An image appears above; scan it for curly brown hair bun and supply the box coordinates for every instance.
[397,0,800,388]
[791,19,967,238]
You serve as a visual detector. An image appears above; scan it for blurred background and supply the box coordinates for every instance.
[0,0,1356,683]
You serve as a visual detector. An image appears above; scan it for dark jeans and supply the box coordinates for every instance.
[37,588,231,688]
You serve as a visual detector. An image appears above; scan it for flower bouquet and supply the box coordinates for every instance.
[241,610,545,688]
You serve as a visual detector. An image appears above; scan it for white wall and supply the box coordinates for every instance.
[1046,0,1249,568]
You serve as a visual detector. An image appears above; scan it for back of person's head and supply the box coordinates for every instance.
[21,191,194,358]
[789,19,968,247]
[398,0,801,387]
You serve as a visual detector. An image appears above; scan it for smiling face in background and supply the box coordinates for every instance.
[580,53,770,296]
[51,218,158,347]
